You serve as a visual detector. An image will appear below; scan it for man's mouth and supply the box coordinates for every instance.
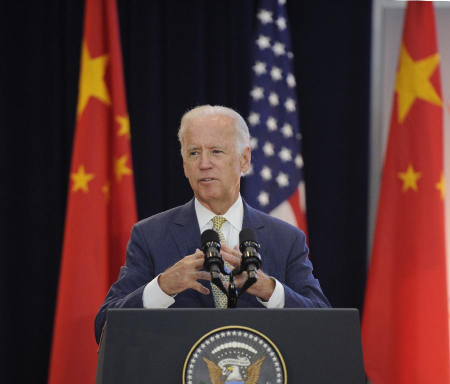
[199,178,216,182]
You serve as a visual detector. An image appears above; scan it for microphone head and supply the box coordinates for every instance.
[239,228,258,245]
[201,229,221,247]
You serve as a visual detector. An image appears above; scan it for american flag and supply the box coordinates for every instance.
[243,0,307,231]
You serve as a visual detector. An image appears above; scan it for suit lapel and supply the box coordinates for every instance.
[242,199,267,258]
[172,199,201,257]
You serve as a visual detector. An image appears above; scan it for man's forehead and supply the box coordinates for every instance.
[186,114,235,137]
[191,113,234,127]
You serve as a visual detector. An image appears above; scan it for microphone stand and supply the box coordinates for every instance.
[227,277,238,308]
[210,266,256,308]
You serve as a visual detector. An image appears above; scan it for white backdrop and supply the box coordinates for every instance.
[370,0,450,314]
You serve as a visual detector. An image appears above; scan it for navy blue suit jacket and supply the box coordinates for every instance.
[95,199,330,343]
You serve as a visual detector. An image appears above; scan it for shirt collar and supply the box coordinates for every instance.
[194,195,243,231]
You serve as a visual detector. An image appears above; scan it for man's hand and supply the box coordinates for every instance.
[158,249,211,296]
[220,243,275,302]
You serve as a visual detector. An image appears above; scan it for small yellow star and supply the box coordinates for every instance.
[71,165,95,193]
[436,174,445,200]
[116,115,131,139]
[395,45,441,123]
[398,164,422,192]
[102,182,111,202]
[115,155,133,181]
[77,40,111,117]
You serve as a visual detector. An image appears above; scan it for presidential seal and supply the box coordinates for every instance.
[183,326,287,384]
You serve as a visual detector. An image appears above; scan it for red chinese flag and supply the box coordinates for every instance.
[362,3,449,383]
[48,0,137,382]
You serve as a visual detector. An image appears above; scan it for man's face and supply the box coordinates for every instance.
[182,114,250,213]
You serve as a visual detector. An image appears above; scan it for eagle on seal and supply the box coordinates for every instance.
[203,356,266,384]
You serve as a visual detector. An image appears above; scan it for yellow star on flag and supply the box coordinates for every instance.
[435,174,445,200]
[115,155,133,181]
[71,165,95,193]
[116,115,131,139]
[398,164,422,192]
[77,41,111,117]
[102,181,111,202]
[395,45,441,123]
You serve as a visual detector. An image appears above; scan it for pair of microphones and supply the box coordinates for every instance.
[201,228,262,305]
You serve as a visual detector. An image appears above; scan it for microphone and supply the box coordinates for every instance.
[239,229,262,281]
[201,229,228,296]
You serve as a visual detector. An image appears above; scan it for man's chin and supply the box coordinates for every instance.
[196,192,219,204]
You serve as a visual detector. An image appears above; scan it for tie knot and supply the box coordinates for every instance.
[212,216,227,231]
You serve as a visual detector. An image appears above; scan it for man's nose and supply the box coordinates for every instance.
[199,153,213,169]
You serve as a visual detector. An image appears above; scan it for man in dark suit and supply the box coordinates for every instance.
[95,105,330,344]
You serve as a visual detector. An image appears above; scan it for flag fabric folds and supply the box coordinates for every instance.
[362,3,449,383]
[48,0,137,382]
[243,0,307,232]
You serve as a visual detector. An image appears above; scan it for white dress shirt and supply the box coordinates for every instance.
[143,195,285,308]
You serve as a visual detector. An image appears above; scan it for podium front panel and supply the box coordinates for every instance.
[97,308,365,383]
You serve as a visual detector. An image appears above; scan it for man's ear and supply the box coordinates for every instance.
[240,146,251,174]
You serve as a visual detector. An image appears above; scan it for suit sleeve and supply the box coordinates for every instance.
[94,223,153,343]
[281,229,331,308]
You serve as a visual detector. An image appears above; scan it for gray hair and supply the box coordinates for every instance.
[178,105,250,158]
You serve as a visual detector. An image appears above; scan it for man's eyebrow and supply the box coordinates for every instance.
[210,145,226,150]
[187,145,226,151]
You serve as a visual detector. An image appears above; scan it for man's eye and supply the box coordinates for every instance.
[189,151,199,156]
[212,150,223,154]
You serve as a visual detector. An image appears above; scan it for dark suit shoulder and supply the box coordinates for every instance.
[134,200,194,232]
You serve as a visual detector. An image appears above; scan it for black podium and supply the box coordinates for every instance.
[96,308,365,383]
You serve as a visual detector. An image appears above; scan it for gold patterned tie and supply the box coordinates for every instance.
[211,216,230,308]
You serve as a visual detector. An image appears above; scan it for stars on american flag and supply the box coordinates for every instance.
[253,61,267,76]
[260,166,272,180]
[266,117,277,131]
[286,73,296,88]
[243,0,305,216]
[250,86,264,101]
[262,142,275,157]
[272,42,286,56]
[256,35,271,50]
[248,112,260,126]
[284,97,296,112]
[268,92,278,106]
[278,147,292,162]
[257,191,270,207]
[280,123,293,138]
[270,66,283,81]
[257,9,273,25]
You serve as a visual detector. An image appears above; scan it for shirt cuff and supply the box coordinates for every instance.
[257,277,285,308]
[143,274,176,308]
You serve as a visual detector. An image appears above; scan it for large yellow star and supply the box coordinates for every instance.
[71,165,95,193]
[115,155,133,181]
[116,115,131,139]
[435,173,445,200]
[77,41,111,117]
[398,164,422,192]
[395,45,441,123]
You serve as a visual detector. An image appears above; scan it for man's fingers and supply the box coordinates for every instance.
[192,249,205,258]
[221,243,241,257]
[196,271,211,281]
[221,250,240,267]
[192,282,210,295]
[193,258,206,269]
